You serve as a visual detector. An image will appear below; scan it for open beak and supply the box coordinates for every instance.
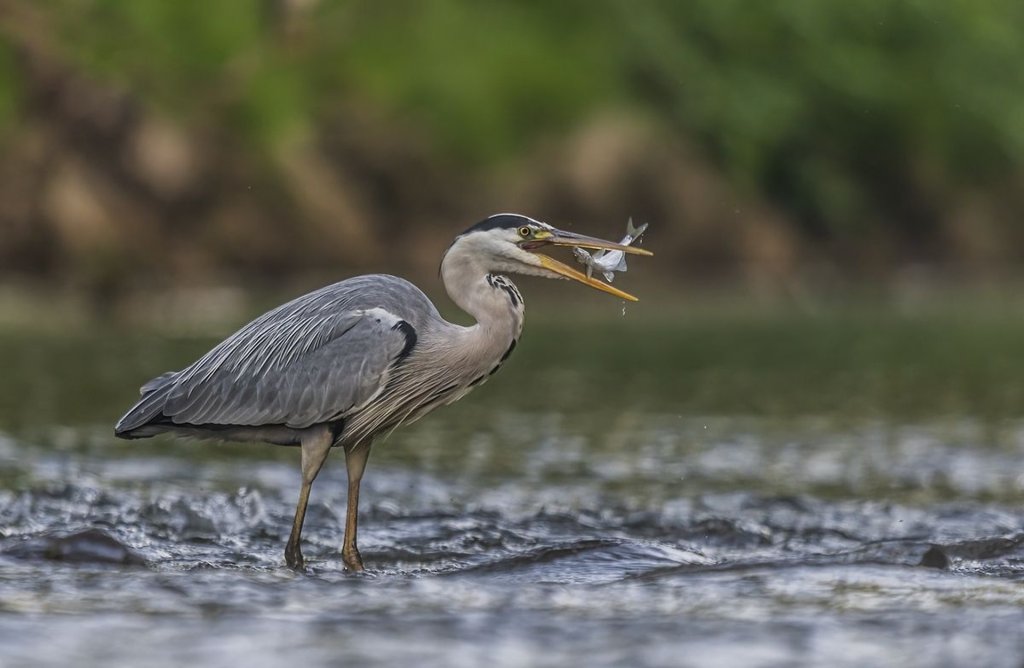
[527,228,653,302]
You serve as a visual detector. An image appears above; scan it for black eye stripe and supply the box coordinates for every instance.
[460,213,540,236]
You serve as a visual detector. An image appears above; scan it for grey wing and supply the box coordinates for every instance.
[140,371,177,395]
[115,274,437,436]
[160,307,414,429]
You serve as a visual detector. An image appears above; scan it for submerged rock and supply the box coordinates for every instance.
[4,528,145,566]
[918,545,950,570]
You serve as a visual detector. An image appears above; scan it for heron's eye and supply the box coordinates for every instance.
[518,226,532,238]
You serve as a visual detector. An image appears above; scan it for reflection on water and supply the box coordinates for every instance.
[2,314,1024,667]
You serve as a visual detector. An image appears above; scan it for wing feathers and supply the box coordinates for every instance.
[157,310,410,429]
[115,275,439,437]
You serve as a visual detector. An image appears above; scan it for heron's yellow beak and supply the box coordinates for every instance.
[542,229,654,257]
[535,254,641,301]
[527,228,652,302]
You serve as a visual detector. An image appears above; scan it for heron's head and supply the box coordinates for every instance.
[447,213,653,301]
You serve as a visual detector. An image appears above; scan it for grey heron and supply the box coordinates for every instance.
[114,213,652,571]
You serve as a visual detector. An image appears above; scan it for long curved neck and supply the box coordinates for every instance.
[440,243,524,342]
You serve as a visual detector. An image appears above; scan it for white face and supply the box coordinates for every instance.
[469,219,563,273]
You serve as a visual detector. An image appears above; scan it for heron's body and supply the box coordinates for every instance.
[116,274,520,446]
[115,214,649,570]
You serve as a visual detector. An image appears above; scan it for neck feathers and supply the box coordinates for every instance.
[440,236,525,335]
[486,274,523,310]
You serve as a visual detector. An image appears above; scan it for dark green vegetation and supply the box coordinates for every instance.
[42,0,1024,172]
[1,1,1023,291]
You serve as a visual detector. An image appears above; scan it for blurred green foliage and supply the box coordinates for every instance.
[33,0,1024,165]
[2,0,1023,262]
[626,0,1024,240]
[0,38,18,135]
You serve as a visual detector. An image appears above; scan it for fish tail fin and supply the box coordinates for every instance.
[627,219,648,239]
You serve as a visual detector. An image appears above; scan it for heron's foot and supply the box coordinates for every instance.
[342,545,364,572]
[285,543,305,571]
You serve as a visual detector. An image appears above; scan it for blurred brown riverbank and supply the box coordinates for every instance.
[1,1,1023,316]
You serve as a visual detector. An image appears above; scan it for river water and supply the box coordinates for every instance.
[1,311,1023,667]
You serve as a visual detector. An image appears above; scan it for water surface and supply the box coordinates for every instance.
[2,311,1023,667]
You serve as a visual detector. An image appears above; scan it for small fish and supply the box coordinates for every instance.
[573,219,648,282]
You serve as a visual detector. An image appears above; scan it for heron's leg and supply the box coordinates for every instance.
[341,441,371,572]
[285,426,333,570]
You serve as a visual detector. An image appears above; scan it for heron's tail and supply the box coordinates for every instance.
[114,372,178,439]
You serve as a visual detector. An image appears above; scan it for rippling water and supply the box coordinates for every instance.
[2,314,1024,667]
